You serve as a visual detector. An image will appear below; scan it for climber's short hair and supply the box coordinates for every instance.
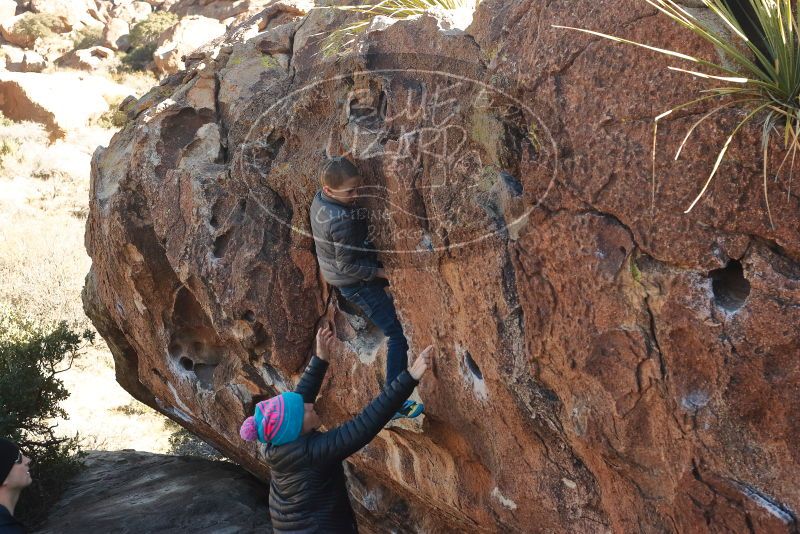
[321,156,360,189]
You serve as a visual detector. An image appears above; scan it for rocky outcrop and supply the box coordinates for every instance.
[29,0,104,29]
[169,0,277,24]
[35,450,272,533]
[152,14,225,74]
[56,45,118,71]
[0,45,46,72]
[101,17,130,51]
[83,0,800,532]
[0,71,128,137]
[0,12,72,48]
[109,0,152,25]
[0,0,16,23]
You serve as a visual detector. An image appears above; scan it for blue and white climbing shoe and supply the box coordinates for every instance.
[392,400,424,420]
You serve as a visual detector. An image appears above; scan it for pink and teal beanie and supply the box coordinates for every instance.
[239,392,304,446]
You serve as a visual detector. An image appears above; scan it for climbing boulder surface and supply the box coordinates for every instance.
[35,450,272,533]
[83,0,800,532]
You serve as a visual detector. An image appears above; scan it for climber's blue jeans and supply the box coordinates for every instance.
[339,279,409,386]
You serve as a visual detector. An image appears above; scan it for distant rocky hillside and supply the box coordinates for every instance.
[0,0,278,139]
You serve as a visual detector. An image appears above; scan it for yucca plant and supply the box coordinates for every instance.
[319,0,480,56]
[555,0,800,228]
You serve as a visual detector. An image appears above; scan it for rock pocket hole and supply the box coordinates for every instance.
[213,231,232,258]
[179,357,195,371]
[247,394,271,416]
[709,260,750,311]
[464,351,483,380]
[242,310,256,322]
[500,171,524,197]
[194,363,216,390]
[234,199,247,224]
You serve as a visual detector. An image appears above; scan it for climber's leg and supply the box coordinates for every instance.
[339,281,410,385]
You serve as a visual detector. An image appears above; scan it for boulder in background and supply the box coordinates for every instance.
[0,70,129,138]
[36,450,273,533]
[152,14,225,74]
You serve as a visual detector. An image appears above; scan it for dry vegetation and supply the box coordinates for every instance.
[0,112,175,453]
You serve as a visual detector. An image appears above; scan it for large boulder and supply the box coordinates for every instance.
[36,450,273,533]
[168,0,278,24]
[56,45,118,71]
[84,1,800,532]
[0,71,129,137]
[29,0,105,29]
[0,0,16,24]
[142,0,180,10]
[152,15,225,74]
[110,0,152,25]
[0,45,47,72]
[101,17,130,51]
[0,12,72,49]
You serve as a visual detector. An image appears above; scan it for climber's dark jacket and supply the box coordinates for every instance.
[309,191,379,287]
[0,505,26,534]
[266,356,418,533]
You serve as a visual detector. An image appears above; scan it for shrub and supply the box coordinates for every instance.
[121,43,157,71]
[94,97,131,129]
[128,11,178,49]
[163,419,222,460]
[14,13,69,42]
[71,26,104,50]
[0,313,94,527]
[555,0,800,228]
[0,111,12,127]
[0,138,20,168]
[122,11,178,71]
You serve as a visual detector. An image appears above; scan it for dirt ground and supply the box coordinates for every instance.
[0,116,175,454]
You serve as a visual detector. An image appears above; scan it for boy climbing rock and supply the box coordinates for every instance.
[309,156,423,419]
[240,327,434,533]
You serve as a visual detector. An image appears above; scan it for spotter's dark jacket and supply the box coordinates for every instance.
[266,356,418,533]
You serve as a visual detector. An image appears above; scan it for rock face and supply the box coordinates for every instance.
[169,0,278,24]
[83,0,800,532]
[110,0,152,25]
[0,46,46,72]
[0,0,16,24]
[0,12,72,48]
[29,0,103,29]
[56,45,119,71]
[101,17,130,51]
[35,450,272,533]
[152,14,226,74]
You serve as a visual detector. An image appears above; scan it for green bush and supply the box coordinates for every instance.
[0,314,94,527]
[121,43,158,71]
[71,27,104,50]
[95,97,132,130]
[122,11,178,71]
[164,419,221,460]
[0,138,19,169]
[129,11,178,49]
[15,13,69,42]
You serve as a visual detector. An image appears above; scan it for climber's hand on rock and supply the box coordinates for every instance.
[375,267,387,279]
[409,345,434,380]
[315,326,336,361]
